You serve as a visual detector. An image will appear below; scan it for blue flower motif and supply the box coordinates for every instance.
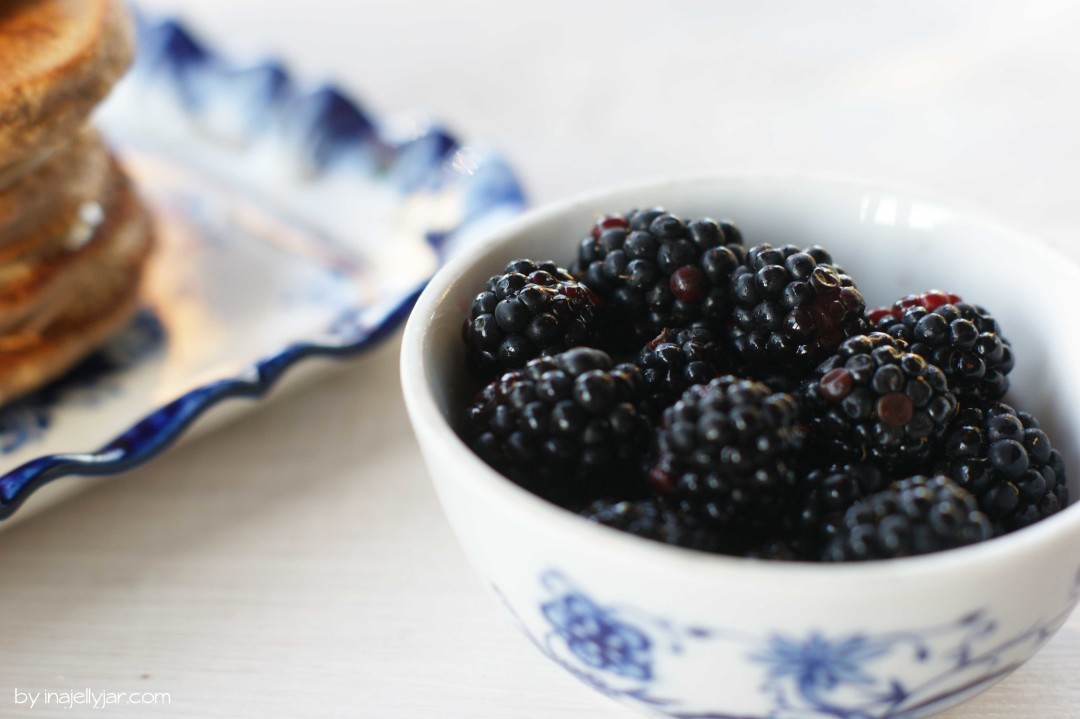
[520,570,1080,719]
[96,309,166,368]
[752,632,890,692]
[542,591,653,680]
[0,402,50,454]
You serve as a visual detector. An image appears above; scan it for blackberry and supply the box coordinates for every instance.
[649,376,806,534]
[463,259,601,378]
[637,325,730,419]
[744,539,800,561]
[872,297,1014,403]
[802,333,958,472]
[571,209,745,346]
[792,463,887,558]
[460,347,650,505]
[823,475,992,561]
[580,497,727,553]
[866,289,962,322]
[939,402,1068,534]
[728,244,867,380]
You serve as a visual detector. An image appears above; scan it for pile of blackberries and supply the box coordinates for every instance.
[456,209,1068,561]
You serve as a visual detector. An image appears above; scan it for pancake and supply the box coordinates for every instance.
[0,126,111,261]
[0,0,133,174]
[0,171,153,405]
[0,151,137,336]
[44,176,152,327]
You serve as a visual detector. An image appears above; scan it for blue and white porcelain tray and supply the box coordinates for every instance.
[0,15,525,523]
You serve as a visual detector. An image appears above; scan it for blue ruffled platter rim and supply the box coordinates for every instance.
[0,13,526,520]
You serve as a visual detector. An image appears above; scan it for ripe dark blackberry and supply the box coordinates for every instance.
[463,259,601,378]
[460,347,650,505]
[580,497,728,553]
[871,297,1014,403]
[637,325,731,419]
[649,376,806,533]
[792,463,887,558]
[570,209,745,346]
[823,475,992,561]
[802,333,958,473]
[728,244,867,380]
[939,402,1068,535]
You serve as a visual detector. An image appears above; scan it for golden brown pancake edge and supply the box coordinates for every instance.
[0,0,134,171]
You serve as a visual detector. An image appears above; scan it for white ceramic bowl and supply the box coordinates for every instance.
[400,174,1080,719]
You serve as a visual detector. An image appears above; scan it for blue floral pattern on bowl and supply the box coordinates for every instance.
[0,12,525,521]
[542,586,654,681]
[496,568,1080,719]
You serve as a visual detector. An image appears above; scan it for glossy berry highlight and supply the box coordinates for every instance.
[464,259,601,378]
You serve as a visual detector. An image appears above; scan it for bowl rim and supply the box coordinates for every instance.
[401,170,1080,579]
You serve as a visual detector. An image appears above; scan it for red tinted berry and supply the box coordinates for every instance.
[591,213,628,238]
[891,289,963,316]
[877,392,914,427]
[867,306,895,324]
[896,295,922,311]
[920,290,951,311]
[669,265,708,302]
[819,368,853,401]
[648,465,674,494]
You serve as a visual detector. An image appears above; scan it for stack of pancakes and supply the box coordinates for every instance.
[0,0,153,403]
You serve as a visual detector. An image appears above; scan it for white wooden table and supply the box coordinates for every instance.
[2,1,1078,715]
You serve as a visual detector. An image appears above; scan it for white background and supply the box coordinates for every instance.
[2,1,1078,716]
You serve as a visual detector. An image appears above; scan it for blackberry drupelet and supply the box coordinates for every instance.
[728,244,867,380]
[872,297,1014,403]
[793,463,887,558]
[939,402,1068,534]
[571,209,745,346]
[580,497,728,552]
[823,475,992,561]
[637,325,730,419]
[649,375,806,534]
[460,347,650,505]
[802,333,958,473]
[463,259,601,378]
